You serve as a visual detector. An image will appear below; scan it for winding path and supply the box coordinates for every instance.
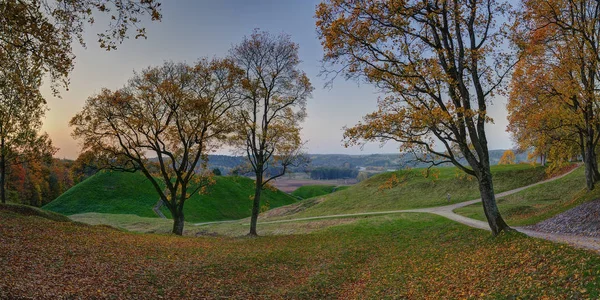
[195,166,600,253]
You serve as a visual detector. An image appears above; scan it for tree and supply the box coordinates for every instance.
[0,46,56,204]
[317,0,515,234]
[498,150,516,165]
[230,30,312,236]
[1,0,161,94]
[70,59,242,235]
[510,0,600,190]
[212,168,222,176]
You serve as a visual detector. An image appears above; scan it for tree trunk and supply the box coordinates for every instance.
[248,173,263,236]
[583,137,597,191]
[0,136,5,204]
[172,208,184,236]
[477,166,510,235]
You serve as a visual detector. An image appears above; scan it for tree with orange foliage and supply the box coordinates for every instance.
[510,0,600,190]
[498,150,516,165]
[0,46,56,204]
[70,60,242,235]
[317,0,516,235]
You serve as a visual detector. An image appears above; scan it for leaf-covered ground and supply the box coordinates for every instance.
[1,209,599,299]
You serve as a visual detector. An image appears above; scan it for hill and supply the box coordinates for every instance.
[43,171,296,223]
[260,164,548,220]
[204,150,531,175]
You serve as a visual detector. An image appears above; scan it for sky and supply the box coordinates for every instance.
[41,0,513,159]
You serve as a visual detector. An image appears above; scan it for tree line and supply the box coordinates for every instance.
[310,167,358,180]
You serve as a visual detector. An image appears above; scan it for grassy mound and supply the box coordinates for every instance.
[270,164,547,219]
[43,171,296,223]
[291,185,337,199]
[454,166,600,226]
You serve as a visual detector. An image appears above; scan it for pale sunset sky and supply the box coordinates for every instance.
[41,0,513,159]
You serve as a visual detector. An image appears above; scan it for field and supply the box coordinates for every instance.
[271,178,355,193]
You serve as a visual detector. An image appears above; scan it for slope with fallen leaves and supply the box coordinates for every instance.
[1,205,598,298]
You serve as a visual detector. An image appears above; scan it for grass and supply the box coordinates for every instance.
[291,185,337,199]
[454,166,600,226]
[0,203,72,223]
[43,171,297,223]
[271,164,547,219]
[1,208,599,298]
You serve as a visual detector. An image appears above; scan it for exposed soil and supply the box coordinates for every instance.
[524,199,600,237]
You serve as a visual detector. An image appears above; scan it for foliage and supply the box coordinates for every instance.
[69,59,242,235]
[498,150,516,165]
[6,158,74,207]
[2,209,599,298]
[0,0,161,94]
[43,172,296,223]
[316,0,515,234]
[230,30,313,235]
[510,0,600,190]
[0,47,56,204]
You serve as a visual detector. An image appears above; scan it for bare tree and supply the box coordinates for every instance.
[230,30,313,236]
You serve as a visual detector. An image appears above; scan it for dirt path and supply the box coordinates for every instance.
[195,166,600,253]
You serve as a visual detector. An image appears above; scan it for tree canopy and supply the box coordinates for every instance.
[317,0,515,234]
[70,59,242,235]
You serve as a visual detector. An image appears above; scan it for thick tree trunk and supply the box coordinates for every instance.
[172,209,184,236]
[477,166,510,235]
[248,173,263,236]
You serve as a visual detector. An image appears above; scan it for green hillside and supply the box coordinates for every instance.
[455,166,600,226]
[43,171,296,222]
[291,185,337,199]
[268,164,547,219]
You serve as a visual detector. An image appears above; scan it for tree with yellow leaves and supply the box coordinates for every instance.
[498,150,516,165]
[317,0,516,235]
[509,0,600,190]
[70,60,242,235]
[230,31,313,236]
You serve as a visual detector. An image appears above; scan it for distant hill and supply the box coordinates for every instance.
[43,171,297,223]
[207,150,530,174]
[306,150,530,169]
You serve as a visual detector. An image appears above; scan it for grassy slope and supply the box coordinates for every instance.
[2,209,599,298]
[43,171,296,223]
[278,164,547,219]
[455,166,600,226]
[291,185,336,199]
